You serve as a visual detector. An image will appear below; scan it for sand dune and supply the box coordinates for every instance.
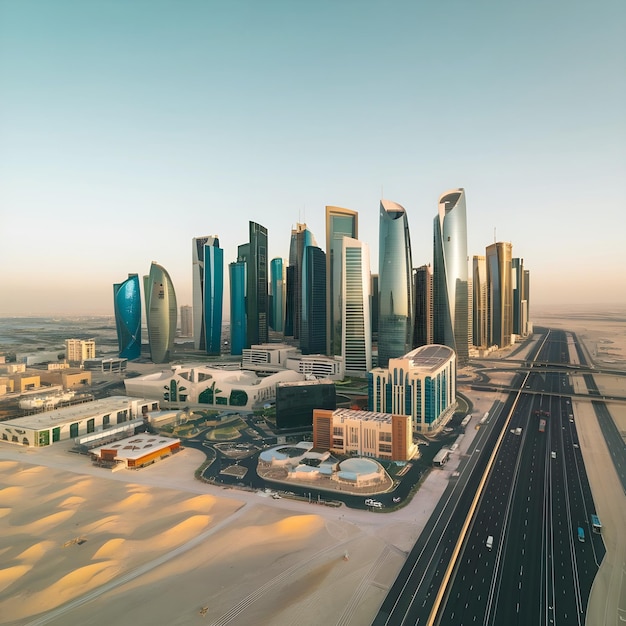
[92,538,127,560]
[0,485,25,504]
[153,515,212,551]
[11,509,75,535]
[0,507,10,519]
[0,564,32,594]
[81,514,126,535]
[0,460,19,471]
[108,491,152,512]
[58,495,86,508]
[171,494,217,512]
[16,541,55,563]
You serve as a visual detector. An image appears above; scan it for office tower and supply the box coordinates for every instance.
[192,236,223,354]
[413,264,433,348]
[285,223,317,340]
[229,261,247,355]
[342,237,372,376]
[378,200,414,367]
[486,241,513,348]
[512,258,529,337]
[370,274,379,344]
[473,255,488,348]
[113,273,142,360]
[269,258,286,332]
[523,269,530,332]
[433,188,469,364]
[180,305,193,337]
[245,221,268,347]
[65,339,96,364]
[326,206,358,356]
[143,262,177,364]
[284,265,295,336]
[300,245,326,354]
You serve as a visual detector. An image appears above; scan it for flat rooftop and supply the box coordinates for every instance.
[403,344,455,371]
[2,395,154,430]
[90,433,180,461]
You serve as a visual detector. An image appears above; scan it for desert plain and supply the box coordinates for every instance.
[1,307,625,626]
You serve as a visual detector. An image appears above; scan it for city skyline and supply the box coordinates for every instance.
[1,1,625,317]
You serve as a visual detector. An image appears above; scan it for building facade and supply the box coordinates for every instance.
[144,261,177,363]
[300,245,326,354]
[275,379,336,430]
[269,257,286,333]
[486,241,513,348]
[378,199,413,366]
[113,273,142,360]
[180,305,193,338]
[312,408,417,461]
[246,221,269,347]
[368,344,457,433]
[65,339,96,364]
[326,206,358,356]
[192,236,223,354]
[512,257,530,337]
[413,264,433,348]
[342,237,372,376]
[433,189,469,364]
[472,255,488,348]
[229,261,247,355]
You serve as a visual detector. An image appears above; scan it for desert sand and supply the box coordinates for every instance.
[1,310,625,625]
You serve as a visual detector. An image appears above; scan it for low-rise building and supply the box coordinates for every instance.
[89,433,180,469]
[65,339,96,364]
[313,407,417,461]
[275,379,336,430]
[0,396,158,447]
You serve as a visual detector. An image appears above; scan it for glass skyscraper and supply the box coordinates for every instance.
[378,199,413,367]
[270,257,286,333]
[342,237,371,375]
[433,188,469,364]
[113,273,142,360]
[229,261,246,355]
[325,206,358,357]
[246,221,268,347]
[144,261,177,363]
[300,245,326,354]
[192,236,223,354]
[473,255,488,348]
[413,264,433,348]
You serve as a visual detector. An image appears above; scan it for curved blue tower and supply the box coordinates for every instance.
[113,273,142,360]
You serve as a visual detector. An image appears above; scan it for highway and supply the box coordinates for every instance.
[374,329,607,626]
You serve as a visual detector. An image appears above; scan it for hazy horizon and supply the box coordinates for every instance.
[1,1,625,317]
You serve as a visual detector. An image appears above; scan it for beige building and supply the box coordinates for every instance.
[38,369,91,389]
[65,339,96,364]
[313,408,417,461]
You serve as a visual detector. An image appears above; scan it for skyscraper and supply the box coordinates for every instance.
[300,245,326,354]
[342,237,371,376]
[286,223,317,341]
[270,257,286,333]
[326,206,358,357]
[229,260,246,355]
[180,305,193,338]
[433,189,469,364]
[378,199,413,367]
[472,255,488,348]
[144,261,177,364]
[512,257,529,337]
[113,273,142,360]
[413,264,433,348]
[486,241,513,348]
[192,236,223,354]
[246,221,268,347]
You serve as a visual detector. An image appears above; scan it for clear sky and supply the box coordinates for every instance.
[1,0,625,318]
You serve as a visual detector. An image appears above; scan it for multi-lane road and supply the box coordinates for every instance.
[374,329,608,625]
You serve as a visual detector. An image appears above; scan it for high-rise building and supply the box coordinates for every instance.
[192,236,223,354]
[300,245,326,354]
[180,305,193,338]
[342,237,371,376]
[269,258,286,333]
[433,189,469,365]
[368,344,457,433]
[113,273,142,360]
[144,262,177,364]
[326,206,358,356]
[378,200,413,367]
[285,223,317,341]
[486,241,513,348]
[370,274,379,344]
[472,255,488,348]
[229,261,247,356]
[413,264,433,348]
[245,222,268,347]
[512,258,529,337]
[65,339,96,364]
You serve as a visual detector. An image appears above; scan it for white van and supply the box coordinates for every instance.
[486,535,493,550]
[551,451,557,459]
